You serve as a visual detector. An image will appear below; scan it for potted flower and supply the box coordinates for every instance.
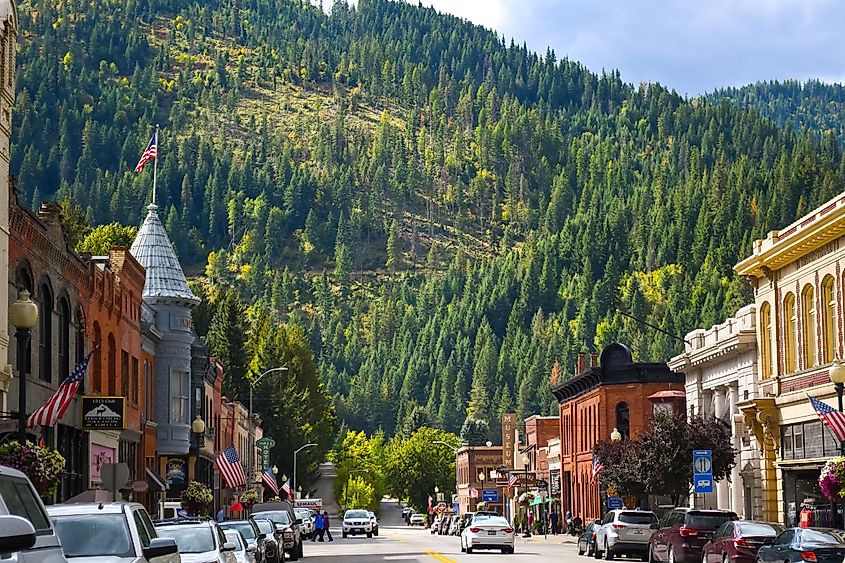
[0,440,65,498]
[181,481,213,516]
[517,492,535,506]
[240,488,258,508]
[819,458,845,499]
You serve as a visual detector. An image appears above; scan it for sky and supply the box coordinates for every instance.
[415,0,845,96]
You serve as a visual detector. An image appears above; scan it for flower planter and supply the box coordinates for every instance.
[0,441,65,498]
[819,458,845,499]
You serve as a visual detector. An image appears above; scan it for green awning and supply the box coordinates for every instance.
[529,497,552,506]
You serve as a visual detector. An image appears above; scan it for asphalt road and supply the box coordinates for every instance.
[303,498,583,562]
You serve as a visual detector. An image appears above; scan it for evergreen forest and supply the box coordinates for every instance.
[11,0,845,441]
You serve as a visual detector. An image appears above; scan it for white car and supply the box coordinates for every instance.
[155,518,236,563]
[367,512,379,536]
[342,509,373,538]
[223,529,255,563]
[594,509,658,560]
[409,513,425,526]
[460,514,514,554]
[294,508,315,539]
[47,502,180,563]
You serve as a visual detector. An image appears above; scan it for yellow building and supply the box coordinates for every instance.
[735,192,845,527]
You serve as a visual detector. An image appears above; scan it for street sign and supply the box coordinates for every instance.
[482,489,499,502]
[101,462,130,493]
[693,449,713,494]
[131,480,149,493]
[607,496,623,509]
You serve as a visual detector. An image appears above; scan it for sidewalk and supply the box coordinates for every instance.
[517,532,577,545]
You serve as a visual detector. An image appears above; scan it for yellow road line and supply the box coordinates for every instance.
[423,548,458,563]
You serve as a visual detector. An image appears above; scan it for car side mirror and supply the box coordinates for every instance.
[142,537,179,561]
[296,518,303,525]
[650,523,659,530]
[0,515,36,555]
[222,541,236,552]
[258,533,267,540]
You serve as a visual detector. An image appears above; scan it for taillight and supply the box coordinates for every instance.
[592,533,596,539]
[469,527,481,533]
[679,526,700,537]
[801,552,817,562]
[503,528,514,533]
[734,538,752,548]
[612,524,627,530]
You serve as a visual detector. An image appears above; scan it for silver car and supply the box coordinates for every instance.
[47,502,179,563]
[155,518,236,563]
[0,464,68,563]
[595,509,658,560]
[223,529,256,563]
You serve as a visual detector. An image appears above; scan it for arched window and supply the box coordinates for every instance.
[784,293,798,373]
[822,276,837,364]
[107,333,116,396]
[615,402,630,439]
[38,282,53,383]
[92,322,102,392]
[760,302,773,379]
[57,298,70,380]
[801,284,817,369]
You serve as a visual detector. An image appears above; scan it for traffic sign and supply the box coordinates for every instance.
[482,489,499,503]
[693,449,713,494]
[607,496,623,509]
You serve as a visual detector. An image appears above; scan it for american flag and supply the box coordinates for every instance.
[281,478,292,497]
[216,444,246,488]
[507,473,519,490]
[469,487,480,499]
[262,467,279,495]
[27,351,93,427]
[590,453,605,484]
[810,396,845,442]
[134,131,157,172]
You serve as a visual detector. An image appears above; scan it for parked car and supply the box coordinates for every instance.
[578,520,603,557]
[367,512,379,536]
[702,521,782,563]
[48,502,180,563]
[595,509,659,560]
[456,512,475,533]
[342,509,373,538]
[648,508,738,563]
[293,509,314,540]
[223,529,256,563]
[430,515,442,534]
[251,502,302,561]
[755,528,845,563]
[401,507,411,521]
[251,518,285,563]
[459,514,515,554]
[448,515,462,536]
[409,513,425,526]
[154,518,236,563]
[219,519,267,563]
[0,464,68,563]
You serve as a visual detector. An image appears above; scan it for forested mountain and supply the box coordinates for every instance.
[711,80,845,144]
[11,0,845,440]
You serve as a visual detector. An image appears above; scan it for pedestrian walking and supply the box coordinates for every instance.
[550,510,559,535]
[322,511,334,542]
[314,512,325,542]
[216,507,225,523]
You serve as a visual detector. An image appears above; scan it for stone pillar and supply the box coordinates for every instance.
[727,385,744,516]
[713,388,729,509]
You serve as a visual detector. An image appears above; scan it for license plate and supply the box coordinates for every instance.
[633,530,644,535]
[487,531,497,536]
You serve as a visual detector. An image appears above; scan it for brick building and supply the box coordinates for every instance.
[456,445,505,514]
[550,343,685,521]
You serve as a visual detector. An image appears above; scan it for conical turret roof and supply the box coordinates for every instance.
[130,203,199,305]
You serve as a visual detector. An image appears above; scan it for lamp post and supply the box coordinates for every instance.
[829,359,845,529]
[432,440,459,453]
[248,367,287,487]
[10,290,38,442]
[293,442,317,500]
[522,453,531,537]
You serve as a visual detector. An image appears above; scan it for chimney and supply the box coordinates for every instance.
[590,353,599,368]
[576,352,588,374]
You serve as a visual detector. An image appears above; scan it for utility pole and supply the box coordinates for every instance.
[248,367,287,488]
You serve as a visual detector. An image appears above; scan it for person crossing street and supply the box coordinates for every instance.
[313,512,325,541]
[322,511,334,542]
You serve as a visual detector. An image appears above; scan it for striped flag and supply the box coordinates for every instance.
[134,131,157,172]
[810,396,845,442]
[469,487,480,499]
[281,478,292,497]
[216,444,246,488]
[262,467,279,495]
[507,473,519,490]
[27,351,93,427]
[590,453,605,484]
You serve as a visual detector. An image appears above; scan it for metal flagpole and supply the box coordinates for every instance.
[152,124,159,205]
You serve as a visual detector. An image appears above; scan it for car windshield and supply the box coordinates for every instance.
[224,530,245,551]
[619,512,658,524]
[346,510,369,519]
[156,525,217,553]
[254,511,291,525]
[221,522,256,540]
[686,512,736,530]
[52,514,135,558]
[737,523,780,537]
[255,519,276,534]
[801,530,845,545]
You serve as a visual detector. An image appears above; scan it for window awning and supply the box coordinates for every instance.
[146,468,168,492]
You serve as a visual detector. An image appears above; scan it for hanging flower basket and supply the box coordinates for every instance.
[518,492,535,506]
[181,481,213,516]
[0,441,65,499]
[819,458,845,499]
[240,489,258,508]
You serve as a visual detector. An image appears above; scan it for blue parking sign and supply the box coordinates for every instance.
[693,450,713,494]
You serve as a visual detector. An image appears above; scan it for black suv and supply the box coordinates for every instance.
[252,501,303,561]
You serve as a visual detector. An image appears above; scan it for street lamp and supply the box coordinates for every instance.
[610,428,622,442]
[10,289,38,442]
[248,367,288,486]
[272,465,278,475]
[432,440,459,453]
[293,442,317,500]
[191,415,206,447]
[485,441,493,447]
[830,358,845,455]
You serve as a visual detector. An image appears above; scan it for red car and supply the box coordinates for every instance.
[649,508,738,563]
[702,521,782,563]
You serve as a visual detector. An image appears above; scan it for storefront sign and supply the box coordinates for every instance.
[81,396,125,430]
[90,443,115,479]
[550,469,561,496]
[165,457,187,486]
[256,437,276,471]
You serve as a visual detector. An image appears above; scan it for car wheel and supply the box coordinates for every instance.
[579,542,585,556]
[587,542,594,557]
[289,545,299,561]
[605,542,614,561]
[466,546,473,554]
[367,532,373,538]
[342,532,347,539]
[297,541,304,559]
[595,544,603,559]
